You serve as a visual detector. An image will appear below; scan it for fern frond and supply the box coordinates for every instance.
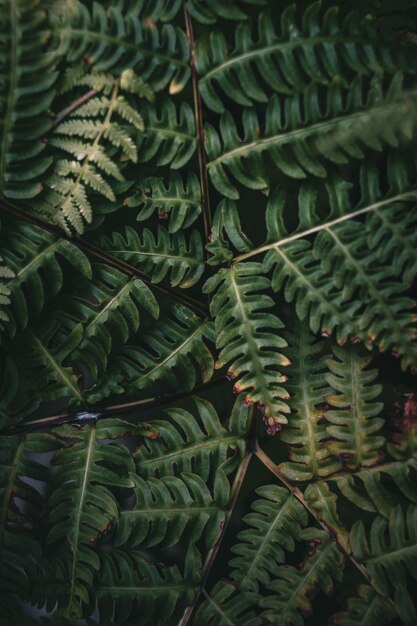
[13,320,85,409]
[278,324,341,481]
[329,459,417,518]
[325,347,385,470]
[135,395,249,480]
[187,0,267,25]
[0,256,13,335]
[137,98,196,169]
[95,305,214,402]
[0,0,57,200]
[325,584,395,626]
[45,419,148,620]
[304,482,350,553]
[351,504,417,595]
[197,3,417,112]
[0,221,91,336]
[131,172,201,233]
[115,470,229,550]
[204,263,290,431]
[229,485,308,592]
[35,75,146,234]
[0,434,56,604]
[205,74,417,199]
[192,581,262,626]
[55,0,190,92]
[59,263,158,379]
[99,225,204,288]
[263,164,417,367]
[0,355,39,428]
[96,546,200,626]
[260,529,345,625]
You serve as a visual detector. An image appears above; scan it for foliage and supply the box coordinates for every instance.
[1,0,417,625]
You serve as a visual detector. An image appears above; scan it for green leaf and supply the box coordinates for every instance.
[204,263,290,430]
[192,580,262,626]
[229,485,308,591]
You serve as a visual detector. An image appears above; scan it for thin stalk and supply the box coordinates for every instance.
[178,406,258,626]
[51,88,98,129]
[254,445,396,610]
[0,376,228,436]
[0,198,208,316]
[233,191,417,263]
[184,8,212,250]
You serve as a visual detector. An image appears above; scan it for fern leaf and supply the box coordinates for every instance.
[115,470,229,551]
[96,546,200,626]
[58,263,158,379]
[351,504,417,595]
[137,98,196,169]
[0,221,91,336]
[261,529,345,625]
[204,263,290,431]
[99,225,204,288]
[94,305,214,402]
[196,3,417,112]
[192,581,262,626]
[0,0,57,200]
[0,355,39,428]
[12,319,85,410]
[229,485,308,591]
[205,74,417,199]
[130,172,202,233]
[45,419,148,619]
[35,75,146,234]
[304,482,350,553]
[55,0,190,92]
[278,324,341,480]
[135,395,249,481]
[328,459,417,517]
[263,162,417,368]
[325,347,385,470]
[325,584,395,626]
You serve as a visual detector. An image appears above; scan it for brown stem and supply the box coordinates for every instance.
[178,406,257,626]
[0,198,208,317]
[184,7,212,250]
[0,376,229,436]
[51,88,98,130]
[254,445,396,610]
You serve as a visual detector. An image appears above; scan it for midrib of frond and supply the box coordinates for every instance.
[199,33,383,84]
[144,195,199,206]
[57,80,120,213]
[67,426,95,613]
[367,542,417,565]
[297,331,319,477]
[120,504,224,517]
[130,320,206,386]
[207,99,410,169]
[98,583,192,594]
[203,591,236,626]
[138,433,238,470]
[29,330,84,403]
[58,27,188,68]
[325,458,417,482]
[145,126,195,141]
[110,248,201,264]
[233,190,417,262]
[238,493,294,589]
[0,0,18,196]
[0,438,24,551]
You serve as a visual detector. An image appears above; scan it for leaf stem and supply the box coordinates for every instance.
[178,405,257,626]
[0,199,208,316]
[184,8,212,251]
[51,88,98,129]
[254,445,397,610]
